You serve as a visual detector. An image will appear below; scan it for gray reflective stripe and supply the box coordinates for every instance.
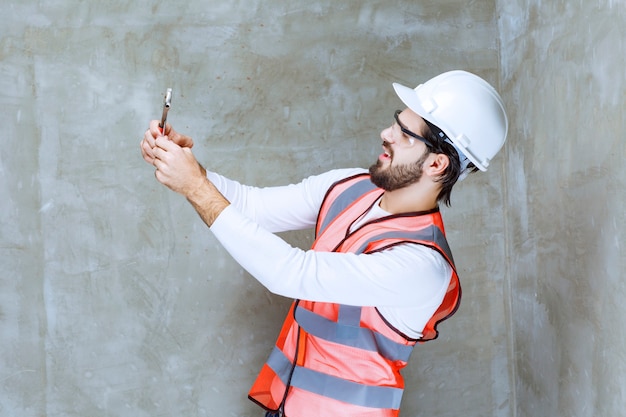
[295,306,414,362]
[338,305,361,326]
[266,346,293,385]
[319,179,378,236]
[290,365,403,410]
[355,225,455,264]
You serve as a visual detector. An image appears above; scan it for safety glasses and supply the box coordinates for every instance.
[393,110,433,147]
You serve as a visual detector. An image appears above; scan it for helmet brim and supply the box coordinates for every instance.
[393,83,431,120]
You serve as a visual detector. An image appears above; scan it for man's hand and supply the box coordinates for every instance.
[151,135,207,198]
[140,120,194,165]
[140,121,229,227]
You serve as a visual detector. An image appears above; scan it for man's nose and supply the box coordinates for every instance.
[381,126,396,144]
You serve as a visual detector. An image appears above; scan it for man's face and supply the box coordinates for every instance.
[369,109,431,191]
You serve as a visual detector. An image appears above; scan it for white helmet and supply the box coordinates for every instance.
[393,70,508,176]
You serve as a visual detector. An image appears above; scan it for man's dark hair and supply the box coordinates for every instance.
[422,128,478,206]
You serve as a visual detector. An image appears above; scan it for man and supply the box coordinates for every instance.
[140,70,508,417]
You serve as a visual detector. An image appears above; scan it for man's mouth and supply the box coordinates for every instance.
[379,143,393,161]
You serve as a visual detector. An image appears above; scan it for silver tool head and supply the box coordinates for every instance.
[159,88,172,131]
[163,88,172,108]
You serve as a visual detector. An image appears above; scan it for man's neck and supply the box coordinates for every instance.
[379,183,439,214]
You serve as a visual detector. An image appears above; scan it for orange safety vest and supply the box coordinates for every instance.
[249,173,461,417]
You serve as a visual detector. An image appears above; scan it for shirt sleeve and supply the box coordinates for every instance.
[210,205,452,309]
[207,168,366,233]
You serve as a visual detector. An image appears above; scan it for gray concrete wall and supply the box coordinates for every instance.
[498,1,626,416]
[2,1,509,416]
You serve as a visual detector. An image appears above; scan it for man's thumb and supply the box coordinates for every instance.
[173,132,194,148]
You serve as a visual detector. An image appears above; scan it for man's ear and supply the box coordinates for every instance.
[424,153,450,178]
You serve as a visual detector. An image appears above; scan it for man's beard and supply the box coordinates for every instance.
[369,149,429,191]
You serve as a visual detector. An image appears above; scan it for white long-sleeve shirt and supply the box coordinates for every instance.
[208,168,453,339]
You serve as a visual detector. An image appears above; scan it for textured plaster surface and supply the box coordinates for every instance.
[2,1,516,416]
[499,1,626,416]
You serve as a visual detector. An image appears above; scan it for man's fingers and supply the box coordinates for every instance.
[152,143,167,162]
[147,120,194,148]
[172,132,194,148]
[154,135,174,151]
[140,135,157,162]
[150,119,165,138]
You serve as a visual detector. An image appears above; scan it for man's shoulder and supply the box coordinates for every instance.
[301,168,368,191]
[309,168,368,181]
